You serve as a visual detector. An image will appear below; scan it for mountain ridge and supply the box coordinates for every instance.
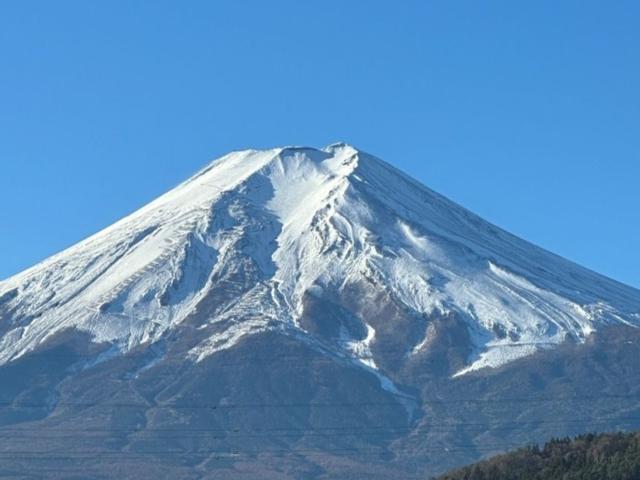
[1,143,638,377]
[1,143,640,478]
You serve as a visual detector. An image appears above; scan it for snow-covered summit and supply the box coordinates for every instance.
[0,143,638,377]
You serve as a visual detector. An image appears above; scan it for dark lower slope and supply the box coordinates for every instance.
[435,431,640,480]
[0,331,412,480]
[402,324,640,474]
[0,324,639,479]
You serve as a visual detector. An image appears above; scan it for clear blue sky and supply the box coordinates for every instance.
[1,1,639,288]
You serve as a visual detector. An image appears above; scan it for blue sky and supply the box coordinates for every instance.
[1,1,639,288]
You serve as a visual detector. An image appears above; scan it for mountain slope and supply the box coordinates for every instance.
[1,143,638,375]
[0,143,639,478]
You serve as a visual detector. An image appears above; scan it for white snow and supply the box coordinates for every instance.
[0,143,639,379]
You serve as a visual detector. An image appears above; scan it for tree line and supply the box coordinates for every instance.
[436,430,640,480]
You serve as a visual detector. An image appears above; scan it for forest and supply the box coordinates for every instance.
[436,431,640,480]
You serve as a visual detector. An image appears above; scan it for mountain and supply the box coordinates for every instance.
[436,431,640,480]
[0,143,639,479]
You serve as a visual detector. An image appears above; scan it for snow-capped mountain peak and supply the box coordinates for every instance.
[1,143,638,380]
